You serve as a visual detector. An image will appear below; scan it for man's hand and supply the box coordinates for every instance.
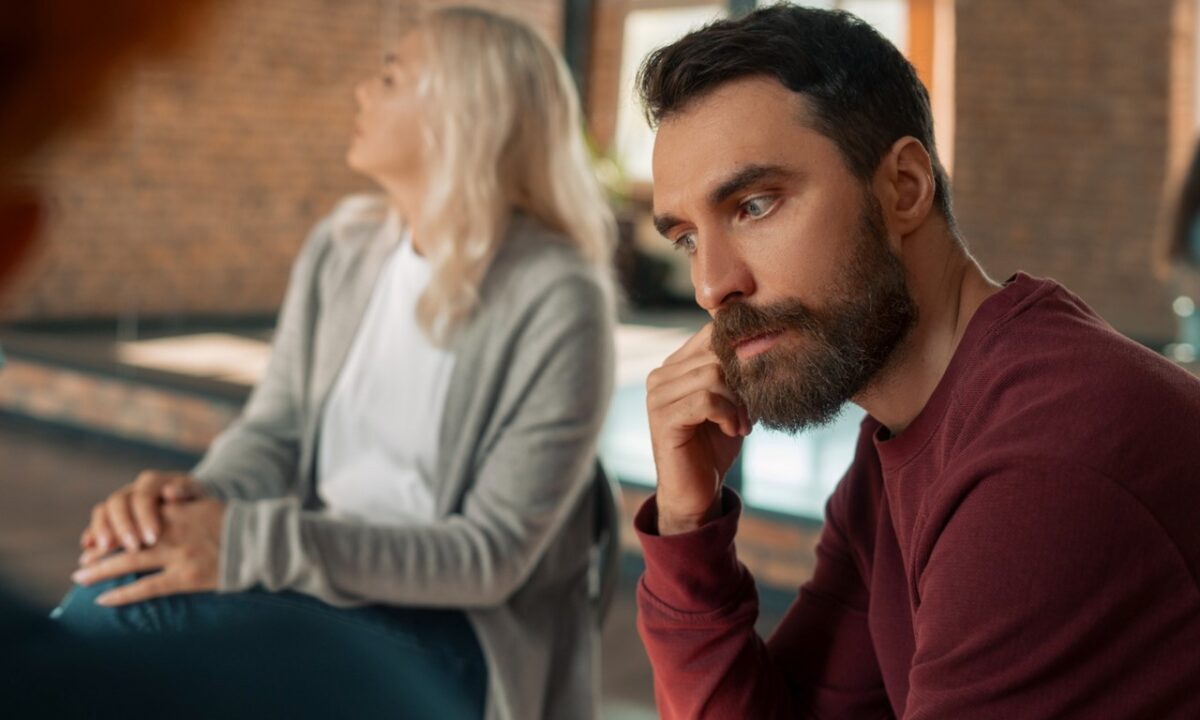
[646,323,751,536]
[79,470,204,564]
[71,498,226,606]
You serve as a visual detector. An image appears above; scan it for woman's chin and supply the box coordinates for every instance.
[345,146,361,169]
[345,150,374,178]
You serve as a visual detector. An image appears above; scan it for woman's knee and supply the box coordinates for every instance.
[51,573,160,637]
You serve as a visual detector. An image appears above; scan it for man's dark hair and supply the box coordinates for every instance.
[638,5,953,221]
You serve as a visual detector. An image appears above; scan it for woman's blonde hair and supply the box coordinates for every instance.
[339,6,615,345]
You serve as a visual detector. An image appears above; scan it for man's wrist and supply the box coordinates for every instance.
[657,493,723,536]
[636,489,749,614]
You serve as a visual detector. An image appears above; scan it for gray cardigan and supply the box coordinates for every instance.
[192,206,616,720]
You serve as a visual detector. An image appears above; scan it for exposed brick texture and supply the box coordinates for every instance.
[953,0,1194,342]
[587,0,629,151]
[8,0,1195,348]
[4,0,561,321]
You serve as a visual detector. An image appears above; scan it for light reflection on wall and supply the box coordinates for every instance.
[740,406,863,518]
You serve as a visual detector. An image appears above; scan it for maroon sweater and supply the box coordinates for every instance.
[636,274,1200,719]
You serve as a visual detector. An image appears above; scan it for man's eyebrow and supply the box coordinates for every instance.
[708,164,793,207]
[653,212,685,238]
[652,164,796,239]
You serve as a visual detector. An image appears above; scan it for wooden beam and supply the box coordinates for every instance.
[908,0,936,93]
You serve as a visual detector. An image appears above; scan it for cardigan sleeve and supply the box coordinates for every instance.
[214,270,615,608]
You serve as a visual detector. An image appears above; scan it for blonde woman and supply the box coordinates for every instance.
[56,7,616,719]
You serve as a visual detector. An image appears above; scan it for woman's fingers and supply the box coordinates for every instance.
[87,502,114,552]
[130,472,169,546]
[78,544,115,567]
[161,474,201,503]
[104,489,141,553]
[94,571,174,607]
[72,546,168,587]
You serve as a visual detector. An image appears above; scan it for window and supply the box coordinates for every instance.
[612,5,727,184]
[776,0,908,53]
[611,0,942,186]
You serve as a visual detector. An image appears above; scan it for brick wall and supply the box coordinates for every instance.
[588,0,629,151]
[954,0,1194,343]
[4,0,561,322]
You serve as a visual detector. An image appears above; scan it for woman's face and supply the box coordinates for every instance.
[347,30,427,185]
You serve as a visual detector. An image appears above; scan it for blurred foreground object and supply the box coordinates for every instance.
[0,0,221,286]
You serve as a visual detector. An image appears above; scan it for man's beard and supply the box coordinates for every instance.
[711,193,918,433]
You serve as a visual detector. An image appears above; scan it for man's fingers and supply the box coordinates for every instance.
[104,492,142,553]
[94,572,176,607]
[648,361,740,413]
[72,547,168,587]
[659,390,745,439]
[647,351,727,393]
[739,404,753,434]
[691,391,745,438]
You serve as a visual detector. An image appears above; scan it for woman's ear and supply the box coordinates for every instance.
[873,136,936,242]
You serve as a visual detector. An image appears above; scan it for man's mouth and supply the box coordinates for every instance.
[734,330,784,360]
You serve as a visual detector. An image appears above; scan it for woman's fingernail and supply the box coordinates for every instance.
[95,592,114,607]
[143,531,156,545]
[123,534,139,549]
[71,569,88,584]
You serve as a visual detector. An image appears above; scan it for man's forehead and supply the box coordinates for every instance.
[650,84,825,212]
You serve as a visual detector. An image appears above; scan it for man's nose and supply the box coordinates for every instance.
[693,233,754,312]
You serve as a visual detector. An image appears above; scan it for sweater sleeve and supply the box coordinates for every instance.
[635,460,892,719]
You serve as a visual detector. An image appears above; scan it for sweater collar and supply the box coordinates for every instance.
[872,272,1046,472]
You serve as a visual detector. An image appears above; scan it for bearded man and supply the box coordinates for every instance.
[636,6,1200,719]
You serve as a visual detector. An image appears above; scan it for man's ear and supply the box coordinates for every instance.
[873,136,936,243]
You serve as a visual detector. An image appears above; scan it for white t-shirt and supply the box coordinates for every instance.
[316,214,455,525]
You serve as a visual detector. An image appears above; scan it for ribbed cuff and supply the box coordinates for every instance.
[217,500,255,593]
[193,477,230,503]
[635,488,748,614]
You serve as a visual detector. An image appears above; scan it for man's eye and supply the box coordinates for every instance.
[672,233,697,255]
[741,196,775,219]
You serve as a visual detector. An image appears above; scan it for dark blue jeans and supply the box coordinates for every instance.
[52,574,487,719]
